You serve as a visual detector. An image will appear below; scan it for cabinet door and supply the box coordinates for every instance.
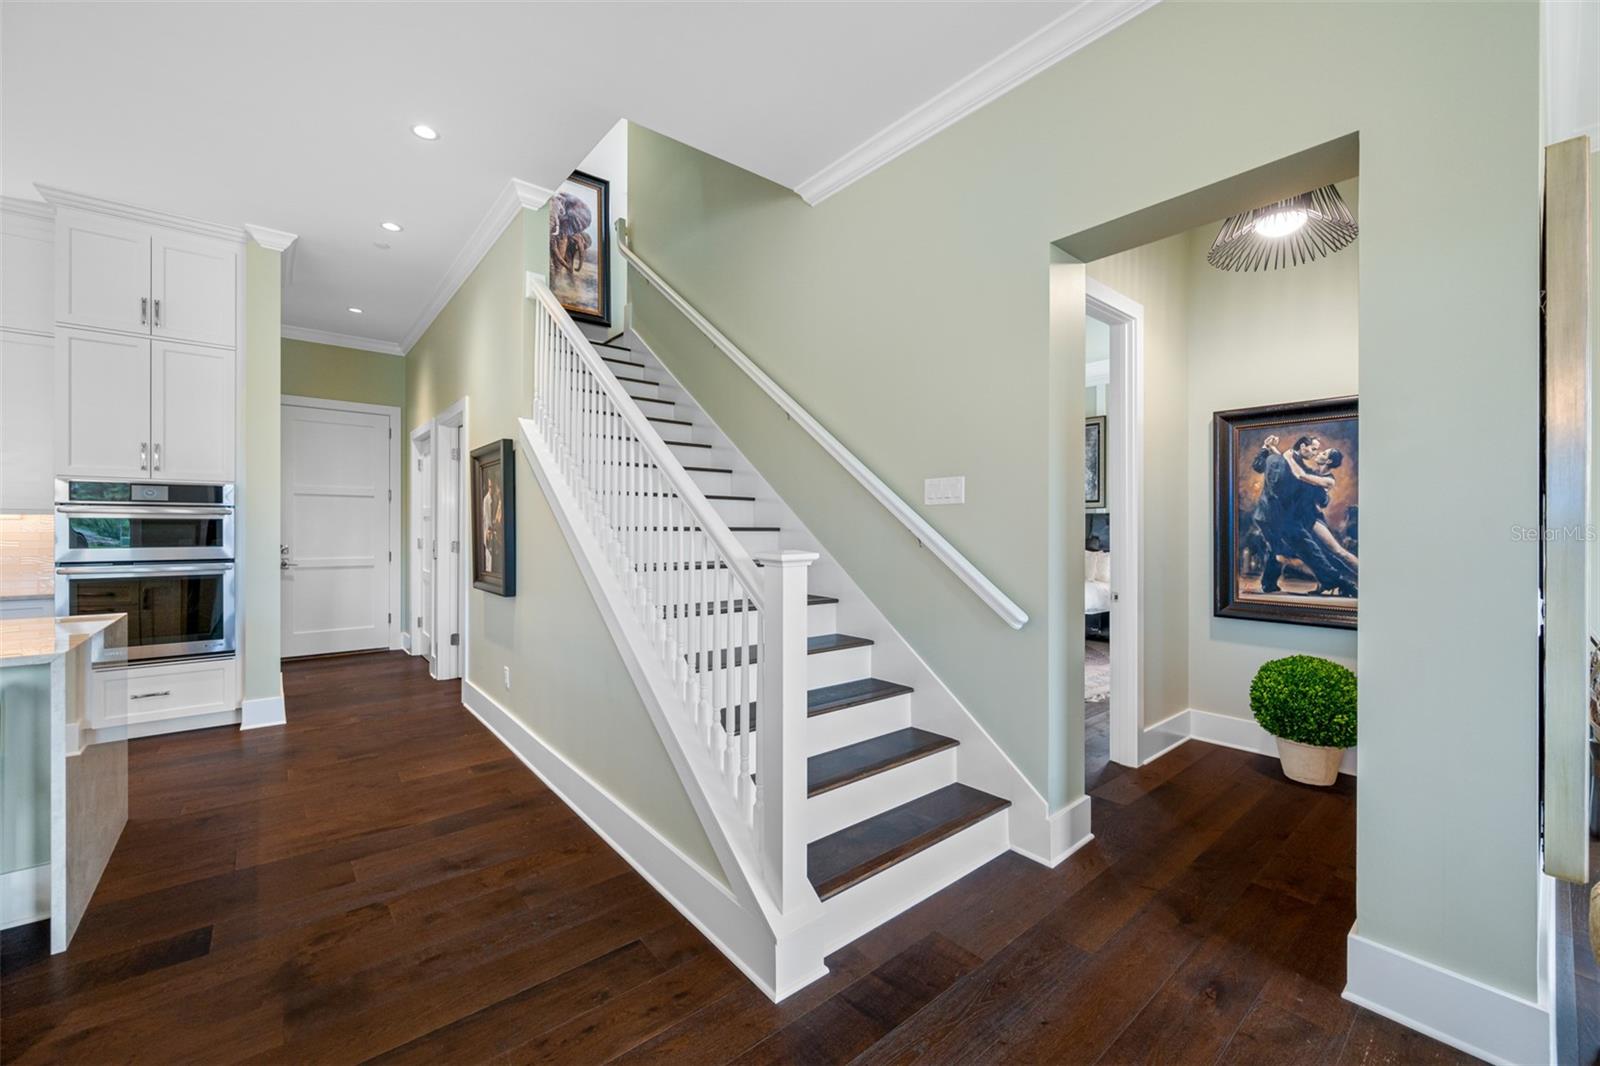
[56,328,151,479]
[1,332,55,509]
[55,211,151,335]
[151,339,235,482]
[151,231,237,348]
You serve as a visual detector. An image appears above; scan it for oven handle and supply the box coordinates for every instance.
[55,506,233,518]
[56,563,234,577]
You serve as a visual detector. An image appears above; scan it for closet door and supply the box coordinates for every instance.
[55,211,151,336]
[151,339,235,482]
[151,231,237,348]
[56,328,151,479]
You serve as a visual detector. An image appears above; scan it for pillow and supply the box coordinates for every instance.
[1085,550,1111,584]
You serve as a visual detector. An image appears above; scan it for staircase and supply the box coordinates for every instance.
[520,276,1043,1000]
[592,333,1013,904]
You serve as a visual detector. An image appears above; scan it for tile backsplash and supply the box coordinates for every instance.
[0,514,53,598]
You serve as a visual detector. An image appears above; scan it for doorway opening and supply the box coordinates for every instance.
[409,398,468,681]
[1083,281,1144,786]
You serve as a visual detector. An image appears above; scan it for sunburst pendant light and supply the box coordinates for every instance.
[1206,184,1358,271]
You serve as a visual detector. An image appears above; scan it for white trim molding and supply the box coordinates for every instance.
[243,224,298,252]
[793,0,1161,205]
[281,324,405,357]
[0,194,54,222]
[240,689,286,730]
[462,679,787,999]
[400,177,554,354]
[35,184,245,244]
[1135,707,1358,776]
[1,864,49,930]
[1345,928,1553,1066]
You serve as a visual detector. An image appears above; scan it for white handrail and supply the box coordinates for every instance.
[615,223,1029,630]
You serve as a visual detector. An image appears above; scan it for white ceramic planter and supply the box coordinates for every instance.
[1275,737,1343,786]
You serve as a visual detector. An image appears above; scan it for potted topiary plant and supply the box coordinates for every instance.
[1249,654,1357,786]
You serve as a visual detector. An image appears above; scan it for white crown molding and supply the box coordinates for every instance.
[281,324,405,357]
[399,177,556,354]
[0,195,53,222]
[243,224,298,252]
[35,183,245,243]
[794,0,1161,205]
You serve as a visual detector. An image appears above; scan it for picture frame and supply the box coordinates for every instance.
[1085,415,1108,509]
[1212,396,1358,629]
[548,170,611,326]
[470,439,516,597]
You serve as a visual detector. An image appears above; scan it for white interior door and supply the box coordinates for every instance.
[435,422,463,680]
[281,402,393,657]
[417,434,435,665]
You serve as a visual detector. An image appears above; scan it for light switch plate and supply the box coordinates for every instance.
[924,476,965,505]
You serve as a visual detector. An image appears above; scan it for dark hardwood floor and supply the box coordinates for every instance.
[0,651,1475,1064]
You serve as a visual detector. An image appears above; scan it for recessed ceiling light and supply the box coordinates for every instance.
[380,221,403,233]
[411,124,439,141]
[348,307,364,314]
[373,241,391,250]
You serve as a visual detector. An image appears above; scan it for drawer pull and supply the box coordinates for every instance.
[131,690,171,700]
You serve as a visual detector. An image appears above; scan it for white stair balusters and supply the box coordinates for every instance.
[525,277,815,917]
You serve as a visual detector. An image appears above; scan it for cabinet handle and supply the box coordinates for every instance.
[141,297,148,325]
[130,691,171,700]
[153,442,161,471]
[139,442,148,471]
[153,299,162,327]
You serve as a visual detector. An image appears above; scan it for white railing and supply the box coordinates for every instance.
[615,221,1029,631]
[526,278,816,915]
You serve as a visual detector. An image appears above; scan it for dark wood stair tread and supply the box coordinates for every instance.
[690,632,873,671]
[663,439,711,449]
[807,727,957,797]
[647,415,694,427]
[665,593,838,616]
[808,677,914,717]
[807,783,1010,900]
[613,373,657,387]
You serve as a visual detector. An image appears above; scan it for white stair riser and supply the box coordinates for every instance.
[806,747,957,842]
[618,378,663,400]
[806,693,911,756]
[709,497,756,527]
[730,529,781,555]
[665,439,721,463]
[802,645,874,689]
[806,602,837,637]
[686,468,733,495]
[628,395,676,416]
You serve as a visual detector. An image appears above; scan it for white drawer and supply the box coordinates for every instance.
[93,656,237,727]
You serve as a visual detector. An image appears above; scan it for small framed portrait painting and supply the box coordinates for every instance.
[470,439,517,597]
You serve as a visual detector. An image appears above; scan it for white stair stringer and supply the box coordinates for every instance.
[517,417,830,1000]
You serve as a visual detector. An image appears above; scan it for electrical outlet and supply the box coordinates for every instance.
[503,666,512,690]
[924,476,965,505]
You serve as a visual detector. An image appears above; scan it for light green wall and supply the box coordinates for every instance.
[282,339,405,409]
[0,664,50,874]
[630,1,1541,1000]
[242,241,282,702]
[1086,233,1191,729]
[403,209,723,882]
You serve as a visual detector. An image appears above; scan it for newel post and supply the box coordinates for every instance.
[754,549,818,913]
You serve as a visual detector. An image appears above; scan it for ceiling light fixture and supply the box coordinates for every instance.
[411,124,439,141]
[348,307,364,314]
[380,221,403,233]
[1207,185,1357,271]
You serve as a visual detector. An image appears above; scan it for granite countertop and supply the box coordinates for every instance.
[0,614,125,667]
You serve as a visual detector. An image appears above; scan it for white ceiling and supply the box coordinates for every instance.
[1,1,1151,351]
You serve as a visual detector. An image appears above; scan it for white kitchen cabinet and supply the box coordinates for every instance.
[0,332,55,510]
[152,232,237,348]
[2,206,55,336]
[55,211,151,336]
[89,655,237,730]
[55,328,151,480]
[151,339,235,481]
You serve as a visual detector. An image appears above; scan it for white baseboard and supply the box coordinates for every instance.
[1138,708,1357,776]
[400,631,413,654]
[1,864,48,930]
[1345,928,1552,1066]
[461,679,784,999]
[1013,792,1094,868]
[240,689,286,730]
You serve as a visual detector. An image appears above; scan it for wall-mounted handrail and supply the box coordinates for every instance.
[616,222,1029,630]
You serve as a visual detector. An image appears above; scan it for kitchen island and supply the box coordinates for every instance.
[0,613,128,952]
